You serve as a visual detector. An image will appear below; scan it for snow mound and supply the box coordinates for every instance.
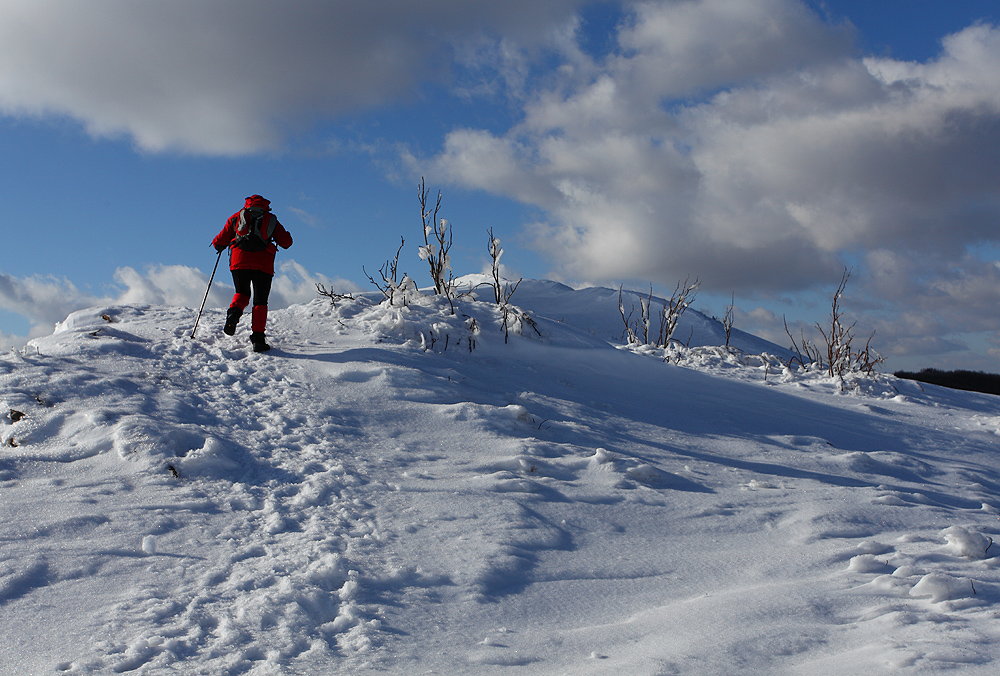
[910,573,976,603]
[941,526,994,559]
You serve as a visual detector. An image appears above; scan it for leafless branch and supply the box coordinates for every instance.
[660,276,700,346]
[619,284,639,344]
[723,292,735,348]
[785,268,884,383]
[418,177,455,310]
[488,227,522,307]
[363,237,409,305]
[315,283,355,307]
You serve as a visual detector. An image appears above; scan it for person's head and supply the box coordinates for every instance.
[245,195,271,211]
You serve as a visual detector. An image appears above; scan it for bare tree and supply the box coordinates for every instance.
[658,276,700,346]
[488,228,521,306]
[418,178,455,310]
[618,277,700,347]
[363,237,410,305]
[784,268,884,379]
[815,268,884,378]
[722,292,736,348]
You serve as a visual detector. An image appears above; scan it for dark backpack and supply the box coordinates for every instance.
[233,207,276,251]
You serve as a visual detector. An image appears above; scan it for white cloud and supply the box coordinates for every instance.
[0,272,98,336]
[423,1,1000,360]
[616,0,852,98]
[0,329,27,353]
[287,207,323,230]
[863,249,1000,356]
[270,260,362,308]
[0,0,589,155]
[0,261,360,349]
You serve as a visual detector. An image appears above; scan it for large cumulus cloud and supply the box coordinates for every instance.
[429,1,1000,292]
[0,0,588,154]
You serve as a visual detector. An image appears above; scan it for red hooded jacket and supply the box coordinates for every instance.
[212,195,293,275]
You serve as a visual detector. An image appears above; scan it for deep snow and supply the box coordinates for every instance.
[2,280,999,675]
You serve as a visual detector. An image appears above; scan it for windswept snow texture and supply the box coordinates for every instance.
[470,277,792,356]
[1,286,999,675]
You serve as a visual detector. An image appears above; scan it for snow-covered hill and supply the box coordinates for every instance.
[463,276,792,356]
[2,286,999,675]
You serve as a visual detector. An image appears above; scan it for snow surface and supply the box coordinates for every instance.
[2,281,1000,675]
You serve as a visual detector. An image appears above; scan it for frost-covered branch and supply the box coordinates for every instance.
[489,227,504,304]
[418,177,455,311]
[618,277,699,348]
[783,315,823,369]
[501,305,541,343]
[658,276,700,346]
[619,285,639,344]
[487,227,521,306]
[364,237,413,306]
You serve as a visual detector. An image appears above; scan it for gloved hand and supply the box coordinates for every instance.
[214,243,227,253]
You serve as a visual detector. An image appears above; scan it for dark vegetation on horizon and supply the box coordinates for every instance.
[894,369,1000,396]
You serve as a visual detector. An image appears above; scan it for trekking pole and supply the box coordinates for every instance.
[191,248,223,339]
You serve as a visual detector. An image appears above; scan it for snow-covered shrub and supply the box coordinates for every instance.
[312,283,540,356]
[785,268,884,385]
[487,228,521,307]
[481,229,534,343]
[362,236,420,307]
[418,178,455,310]
[347,190,541,347]
[623,341,899,397]
[618,277,700,347]
[815,268,884,379]
[499,304,540,344]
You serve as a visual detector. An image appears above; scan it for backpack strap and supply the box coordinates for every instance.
[260,214,277,241]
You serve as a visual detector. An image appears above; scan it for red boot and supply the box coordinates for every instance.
[250,305,270,351]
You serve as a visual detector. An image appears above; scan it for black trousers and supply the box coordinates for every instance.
[231,269,273,307]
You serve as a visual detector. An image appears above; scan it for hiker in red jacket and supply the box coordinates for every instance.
[212,195,293,352]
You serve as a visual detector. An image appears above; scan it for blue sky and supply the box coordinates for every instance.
[1,0,998,372]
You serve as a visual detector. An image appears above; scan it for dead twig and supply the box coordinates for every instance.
[315,282,356,307]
